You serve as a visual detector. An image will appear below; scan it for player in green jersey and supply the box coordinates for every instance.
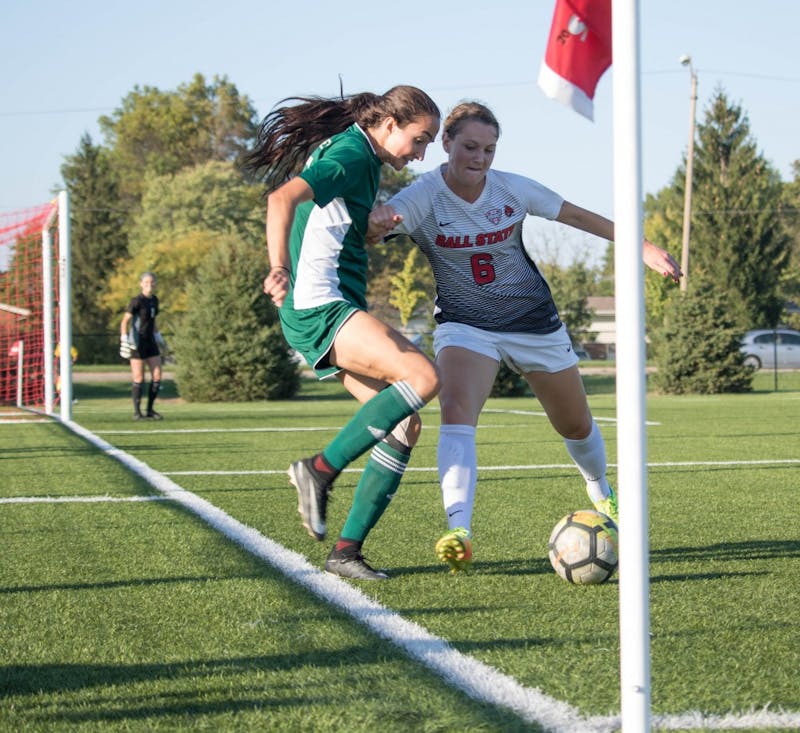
[244,86,441,580]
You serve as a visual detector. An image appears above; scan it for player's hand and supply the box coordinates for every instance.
[119,334,133,359]
[643,239,682,284]
[263,266,290,307]
[367,205,403,244]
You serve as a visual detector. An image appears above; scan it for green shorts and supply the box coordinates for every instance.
[279,299,361,379]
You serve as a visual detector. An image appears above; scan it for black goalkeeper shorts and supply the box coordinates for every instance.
[132,337,160,360]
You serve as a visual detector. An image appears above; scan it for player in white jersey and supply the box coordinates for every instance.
[368,101,681,572]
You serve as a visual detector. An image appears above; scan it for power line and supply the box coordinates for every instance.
[2,69,800,119]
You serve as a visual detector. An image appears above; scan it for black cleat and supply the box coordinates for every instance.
[288,457,331,541]
[146,410,163,420]
[324,548,388,581]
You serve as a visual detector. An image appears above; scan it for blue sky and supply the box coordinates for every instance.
[2,0,798,265]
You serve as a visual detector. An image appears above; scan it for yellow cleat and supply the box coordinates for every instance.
[435,528,473,574]
[593,486,619,527]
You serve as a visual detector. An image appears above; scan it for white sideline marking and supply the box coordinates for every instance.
[653,707,800,730]
[97,426,342,435]
[0,495,168,505]
[95,422,560,436]
[483,408,661,426]
[92,407,647,436]
[57,418,800,732]
[0,418,50,424]
[162,458,800,477]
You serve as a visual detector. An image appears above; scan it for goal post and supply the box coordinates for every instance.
[0,192,72,419]
[57,190,72,420]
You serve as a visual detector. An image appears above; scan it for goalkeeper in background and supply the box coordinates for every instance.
[120,271,165,421]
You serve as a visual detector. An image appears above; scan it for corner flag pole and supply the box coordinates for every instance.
[611,0,651,729]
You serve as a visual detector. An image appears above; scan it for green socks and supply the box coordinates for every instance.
[322,380,424,471]
[340,438,411,542]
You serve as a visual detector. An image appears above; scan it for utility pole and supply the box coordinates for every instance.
[679,54,697,293]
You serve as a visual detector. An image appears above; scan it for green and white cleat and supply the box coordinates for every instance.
[593,487,619,527]
[435,527,473,574]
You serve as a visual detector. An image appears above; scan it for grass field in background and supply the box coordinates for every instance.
[1,370,799,732]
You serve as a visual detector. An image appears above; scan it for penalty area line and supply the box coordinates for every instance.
[161,458,800,477]
[483,408,661,426]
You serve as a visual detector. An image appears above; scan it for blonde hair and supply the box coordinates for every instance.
[443,101,500,139]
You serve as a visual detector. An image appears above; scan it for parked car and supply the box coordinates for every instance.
[739,328,800,369]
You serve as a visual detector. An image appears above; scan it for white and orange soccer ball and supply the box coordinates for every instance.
[548,509,618,585]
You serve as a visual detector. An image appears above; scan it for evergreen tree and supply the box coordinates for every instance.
[779,160,800,329]
[646,89,790,331]
[60,134,128,362]
[651,291,752,394]
[644,89,791,392]
[172,235,299,401]
[689,90,790,327]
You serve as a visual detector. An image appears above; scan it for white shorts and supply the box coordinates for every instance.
[433,321,579,374]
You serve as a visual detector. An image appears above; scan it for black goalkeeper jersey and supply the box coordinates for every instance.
[126,293,159,348]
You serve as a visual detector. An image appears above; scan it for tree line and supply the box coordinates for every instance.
[49,73,800,396]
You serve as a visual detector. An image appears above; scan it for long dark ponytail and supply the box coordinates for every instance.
[243,85,439,192]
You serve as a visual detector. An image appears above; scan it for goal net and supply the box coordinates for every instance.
[0,194,72,418]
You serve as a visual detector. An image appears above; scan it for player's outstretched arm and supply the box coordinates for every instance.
[555,201,681,283]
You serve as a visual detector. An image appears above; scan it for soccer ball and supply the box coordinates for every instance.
[548,509,618,585]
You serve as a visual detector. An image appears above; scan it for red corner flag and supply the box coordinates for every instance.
[538,0,612,120]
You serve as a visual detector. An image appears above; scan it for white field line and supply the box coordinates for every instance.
[96,426,343,435]
[92,425,573,436]
[25,418,798,732]
[91,407,652,436]
[0,418,50,424]
[94,424,548,436]
[162,458,800,477]
[483,408,661,426]
[0,495,168,505]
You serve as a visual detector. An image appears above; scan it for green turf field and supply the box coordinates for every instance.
[1,371,799,732]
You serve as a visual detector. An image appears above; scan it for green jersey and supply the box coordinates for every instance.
[278,123,382,376]
[285,123,381,311]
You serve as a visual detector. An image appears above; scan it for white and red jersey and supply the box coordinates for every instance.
[389,166,565,333]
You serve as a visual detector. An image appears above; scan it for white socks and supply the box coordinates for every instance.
[438,421,609,532]
[437,424,477,533]
[564,420,611,503]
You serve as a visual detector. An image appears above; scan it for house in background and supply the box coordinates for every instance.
[584,296,616,360]
[581,296,800,362]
